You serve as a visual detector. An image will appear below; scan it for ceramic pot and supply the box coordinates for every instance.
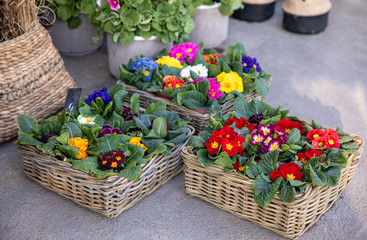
[48,14,104,56]
[189,3,229,49]
[107,35,171,79]
[282,0,332,34]
[233,0,276,22]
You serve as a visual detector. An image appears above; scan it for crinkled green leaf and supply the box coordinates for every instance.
[17,115,40,135]
[253,174,282,207]
[118,165,142,181]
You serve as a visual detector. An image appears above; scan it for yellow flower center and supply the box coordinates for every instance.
[187,48,192,53]
[262,129,269,135]
[239,166,245,172]
[226,134,231,138]
[265,139,271,144]
[243,63,247,67]
[145,70,150,76]
[253,64,257,68]
[287,173,295,180]
[111,162,118,168]
[271,144,279,151]
[135,71,139,75]
[318,142,324,146]
[175,84,181,88]
[211,142,219,149]
[301,158,308,164]
[285,128,290,132]
[86,119,92,123]
[116,156,121,160]
[328,139,334,145]
[113,0,117,4]
[102,160,107,165]
[255,136,263,142]
[313,134,319,139]
[226,143,234,151]
[176,53,182,59]
[198,70,201,75]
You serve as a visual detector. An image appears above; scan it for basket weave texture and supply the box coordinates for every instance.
[18,126,194,218]
[0,22,77,143]
[182,128,364,239]
[124,81,271,133]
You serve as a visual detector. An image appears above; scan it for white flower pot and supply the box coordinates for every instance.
[189,3,229,49]
[48,14,104,56]
[107,35,171,79]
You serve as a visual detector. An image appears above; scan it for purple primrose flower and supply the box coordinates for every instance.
[85,87,111,106]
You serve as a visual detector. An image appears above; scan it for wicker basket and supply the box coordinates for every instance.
[124,80,271,132]
[18,126,194,218]
[0,22,77,143]
[182,129,364,239]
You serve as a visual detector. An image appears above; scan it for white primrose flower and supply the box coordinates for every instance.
[96,0,101,7]
[77,115,96,125]
[180,64,208,82]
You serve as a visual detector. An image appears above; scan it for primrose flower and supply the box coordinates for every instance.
[155,56,183,69]
[268,140,281,152]
[250,133,265,145]
[249,114,265,125]
[108,0,120,10]
[258,124,272,136]
[180,64,208,81]
[162,76,185,89]
[99,150,125,170]
[270,163,303,181]
[233,161,245,173]
[263,135,273,146]
[129,137,148,151]
[130,57,158,82]
[203,53,221,65]
[40,132,55,143]
[122,107,138,121]
[85,87,111,105]
[100,124,123,137]
[276,118,303,133]
[70,137,89,159]
[216,71,243,93]
[241,55,262,73]
[169,42,199,63]
[191,78,222,99]
[77,115,96,125]
[96,0,101,7]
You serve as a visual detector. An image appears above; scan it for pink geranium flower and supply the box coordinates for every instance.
[108,0,120,10]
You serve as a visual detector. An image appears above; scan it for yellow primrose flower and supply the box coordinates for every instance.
[216,71,243,93]
[129,137,148,152]
[155,56,183,69]
[70,137,89,159]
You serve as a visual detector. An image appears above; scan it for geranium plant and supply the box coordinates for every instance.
[191,0,243,16]
[119,42,272,113]
[89,0,196,44]
[38,0,98,29]
[16,83,191,180]
[188,98,359,206]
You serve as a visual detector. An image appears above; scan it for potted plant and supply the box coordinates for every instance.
[16,82,194,217]
[189,0,243,48]
[39,0,104,56]
[233,0,277,22]
[119,42,272,132]
[282,0,332,34]
[183,98,363,239]
[89,0,196,79]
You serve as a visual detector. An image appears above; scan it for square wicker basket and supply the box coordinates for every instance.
[181,132,364,239]
[123,82,271,132]
[18,126,194,218]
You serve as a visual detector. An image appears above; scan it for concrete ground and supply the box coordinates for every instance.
[1,0,367,239]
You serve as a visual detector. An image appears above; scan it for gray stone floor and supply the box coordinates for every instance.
[1,1,367,239]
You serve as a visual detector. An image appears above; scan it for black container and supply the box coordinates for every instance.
[233,2,276,22]
[283,11,329,34]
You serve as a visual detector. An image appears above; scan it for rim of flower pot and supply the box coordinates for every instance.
[134,35,157,41]
[197,2,221,10]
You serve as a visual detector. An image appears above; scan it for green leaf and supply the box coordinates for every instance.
[288,179,308,187]
[255,78,269,97]
[312,120,326,130]
[324,167,342,186]
[258,149,280,175]
[286,128,301,145]
[125,143,145,163]
[188,136,205,148]
[118,165,142,181]
[61,122,82,138]
[119,31,135,45]
[214,152,234,169]
[146,143,167,157]
[341,142,359,149]
[108,83,126,99]
[278,183,296,203]
[309,165,327,187]
[253,174,282,207]
[91,168,118,178]
[329,153,348,167]
[59,145,79,159]
[197,149,215,167]
[130,93,140,114]
[17,132,42,146]
[120,9,141,26]
[67,16,82,29]
[97,134,119,153]
[17,115,40,135]
[57,4,74,21]
[152,117,168,138]
[71,156,98,172]
[57,132,70,145]
[145,102,167,114]
[177,91,206,109]
[168,132,187,144]
[197,79,210,96]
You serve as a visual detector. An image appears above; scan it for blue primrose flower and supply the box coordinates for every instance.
[241,55,262,73]
[85,87,111,105]
[130,57,158,82]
